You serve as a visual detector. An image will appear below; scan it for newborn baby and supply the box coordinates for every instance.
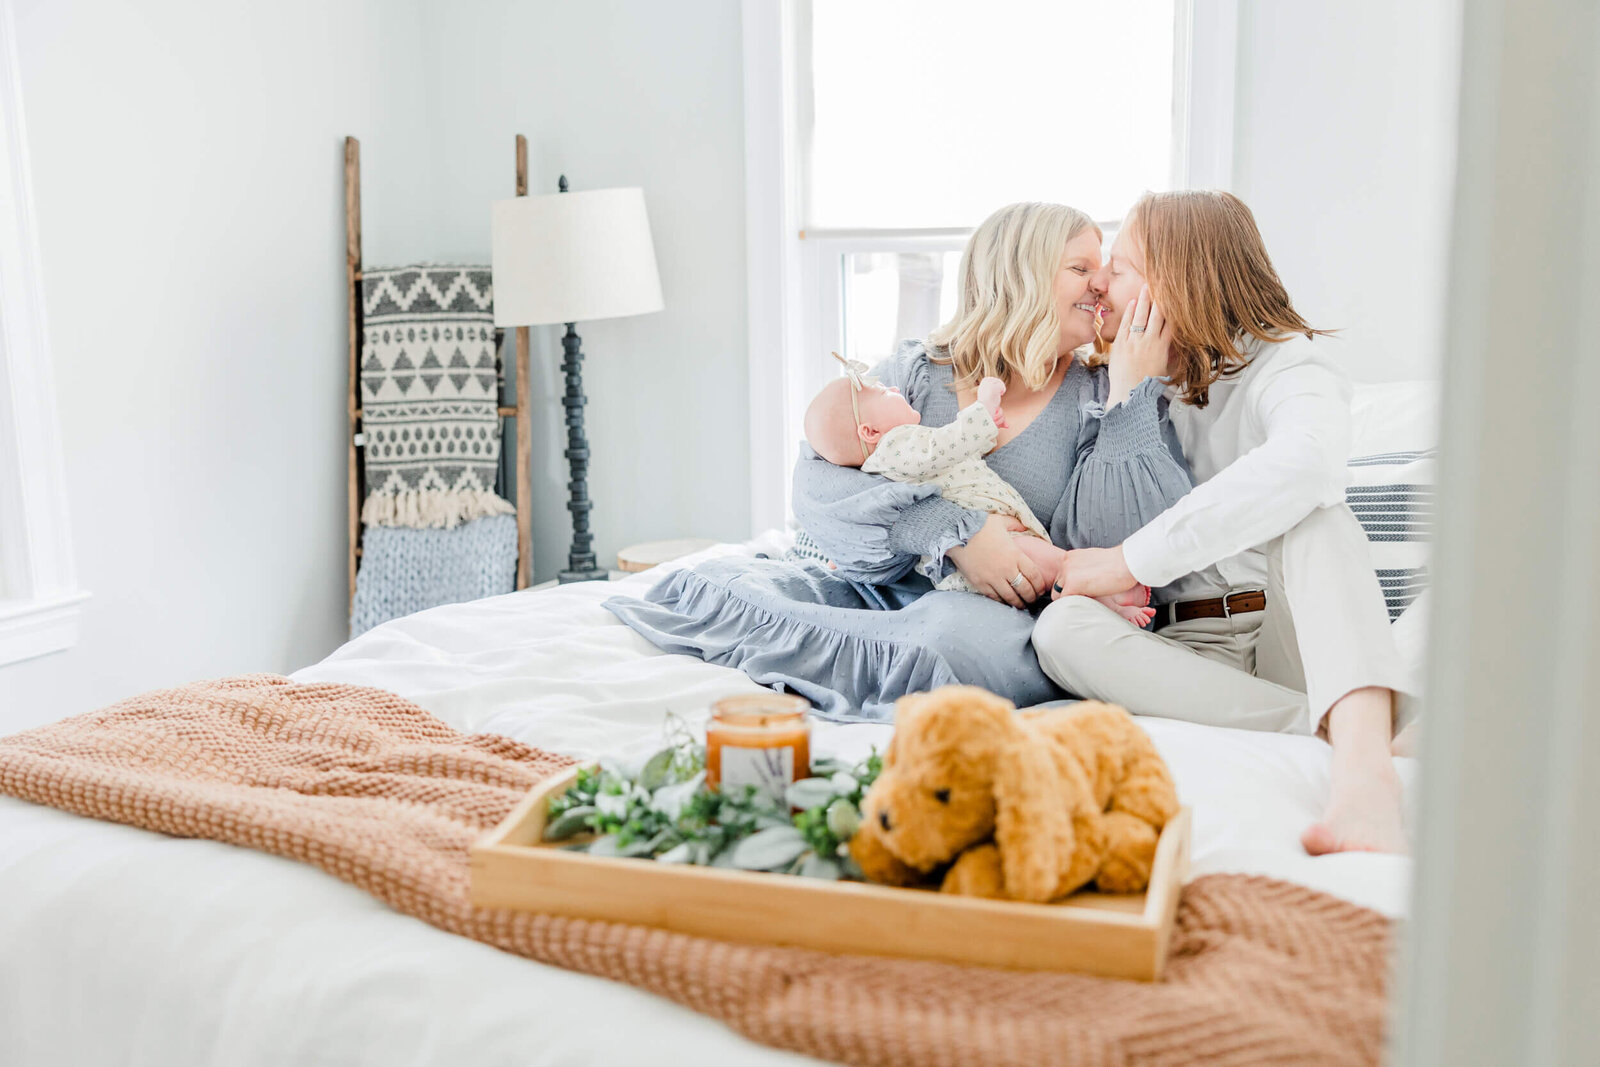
[804,355,1153,626]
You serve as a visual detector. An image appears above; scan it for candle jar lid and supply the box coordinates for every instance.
[709,692,810,731]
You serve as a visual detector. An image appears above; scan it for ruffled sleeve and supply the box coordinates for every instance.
[1059,371,1195,550]
[790,342,987,584]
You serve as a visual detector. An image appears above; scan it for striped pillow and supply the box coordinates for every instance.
[785,526,832,566]
[1346,449,1435,619]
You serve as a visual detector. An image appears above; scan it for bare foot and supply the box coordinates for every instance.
[1107,603,1157,627]
[1095,585,1153,627]
[1301,763,1407,855]
[1106,585,1150,608]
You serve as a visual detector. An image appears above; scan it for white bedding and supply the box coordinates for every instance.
[0,533,1417,1067]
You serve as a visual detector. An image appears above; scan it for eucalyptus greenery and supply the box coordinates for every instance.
[545,718,882,880]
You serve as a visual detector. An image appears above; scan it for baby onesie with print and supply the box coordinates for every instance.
[861,402,1051,592]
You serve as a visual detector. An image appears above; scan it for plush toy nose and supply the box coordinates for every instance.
[878,809,892,832]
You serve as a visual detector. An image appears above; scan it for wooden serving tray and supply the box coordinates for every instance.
[470,766,1191,980]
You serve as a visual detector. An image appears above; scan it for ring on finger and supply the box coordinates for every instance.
[1009,572,1028,590]
[1130,324,1147,334]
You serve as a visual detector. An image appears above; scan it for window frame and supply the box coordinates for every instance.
[740,0,1237,533]
[0,0,88,667]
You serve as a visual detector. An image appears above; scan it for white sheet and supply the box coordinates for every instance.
[0,533,1415,1067]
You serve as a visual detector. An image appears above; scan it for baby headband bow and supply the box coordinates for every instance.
[832,351,878,461]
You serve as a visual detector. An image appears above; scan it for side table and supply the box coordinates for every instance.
[616,538,718,573]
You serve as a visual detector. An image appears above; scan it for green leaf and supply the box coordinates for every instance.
[799,853,843,880]
[649,771,706,821]
[543,805,597,841]
[657,842,694,864]
[825,798,861,840]
[587,835,620,857]
[829,772,859,795]
[728,825,808,870]
[595,792,629,819]
[638,747,676,791]
[617,836,658,858]
[785,777,838,811]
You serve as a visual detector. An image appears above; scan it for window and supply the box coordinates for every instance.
[808,0,1178,230]
[0,0,88,666]
[808,0,1178,368]
[741,0,1236,531]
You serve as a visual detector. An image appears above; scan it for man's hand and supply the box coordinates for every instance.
[1049,545,1139,600]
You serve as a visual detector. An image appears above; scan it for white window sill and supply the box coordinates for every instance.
[0,591,90,667]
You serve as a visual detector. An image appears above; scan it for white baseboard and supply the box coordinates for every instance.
[0,590,89,667]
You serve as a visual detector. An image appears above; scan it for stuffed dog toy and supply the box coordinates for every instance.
[851,685,1179,902]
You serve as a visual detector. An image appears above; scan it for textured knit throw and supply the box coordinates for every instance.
[360,266,513,528]
[348,513,518,639]
[0,676,1393,1067]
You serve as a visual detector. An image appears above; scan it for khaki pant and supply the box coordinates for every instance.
[1033,505,1423,736]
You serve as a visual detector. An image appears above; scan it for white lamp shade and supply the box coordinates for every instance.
[490,187,664,327]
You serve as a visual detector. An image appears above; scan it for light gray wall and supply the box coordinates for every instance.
[410,0,750,582]
[1231,0,1459,382]
[0,0,436,730]
[0,0,751,731]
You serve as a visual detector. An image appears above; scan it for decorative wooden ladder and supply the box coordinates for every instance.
[343,135,536,613]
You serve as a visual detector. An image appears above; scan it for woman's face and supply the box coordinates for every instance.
[1054,229,1105,354]
[1087,223,1149,339]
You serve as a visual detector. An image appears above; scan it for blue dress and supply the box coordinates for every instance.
[604,343,1193,721]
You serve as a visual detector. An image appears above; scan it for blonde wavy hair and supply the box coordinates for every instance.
[928,202,1100,392]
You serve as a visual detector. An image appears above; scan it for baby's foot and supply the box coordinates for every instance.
[1106,585,1150,608]
[1115,604,1157,628]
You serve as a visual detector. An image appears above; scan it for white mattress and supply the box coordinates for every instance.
[0,533,1416,1067]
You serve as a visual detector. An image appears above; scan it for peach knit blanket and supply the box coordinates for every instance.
[0,675,1392,1067]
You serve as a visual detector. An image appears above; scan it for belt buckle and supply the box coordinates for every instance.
[1223,589,1264,618]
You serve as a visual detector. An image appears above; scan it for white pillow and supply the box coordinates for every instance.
[1350,380,1439,458]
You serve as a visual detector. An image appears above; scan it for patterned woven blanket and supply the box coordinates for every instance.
[0,676,1392,1067]
[360,266,513,528]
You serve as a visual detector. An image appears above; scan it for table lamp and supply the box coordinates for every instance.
[491,177,664,583]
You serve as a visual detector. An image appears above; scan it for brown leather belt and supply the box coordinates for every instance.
[1152,590,1267,631]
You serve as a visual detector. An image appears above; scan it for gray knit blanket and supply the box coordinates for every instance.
[350,514,518,638]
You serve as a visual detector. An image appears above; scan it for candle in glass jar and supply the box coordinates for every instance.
[705,693,811,800]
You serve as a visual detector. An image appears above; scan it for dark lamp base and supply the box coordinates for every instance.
[557,568,609,585]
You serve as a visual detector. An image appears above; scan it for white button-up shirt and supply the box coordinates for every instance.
[1123,334,1353,595]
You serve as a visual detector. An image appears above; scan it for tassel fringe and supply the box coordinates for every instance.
[361,489,515,530]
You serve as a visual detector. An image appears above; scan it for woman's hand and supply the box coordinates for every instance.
[947,514,1048,608]
[1106,285,1172,408]
[1049,545,1139,600]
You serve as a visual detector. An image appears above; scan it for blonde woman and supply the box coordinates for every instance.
[606,202,1194,719]
[1035,190,1420,855]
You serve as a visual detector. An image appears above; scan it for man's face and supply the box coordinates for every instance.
[1088,223,1149,339]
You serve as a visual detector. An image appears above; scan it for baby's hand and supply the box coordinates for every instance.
[976,376,1006,417]
[991,404,1009,429]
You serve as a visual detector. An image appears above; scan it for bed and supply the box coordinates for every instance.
[0,383,1434,1067]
